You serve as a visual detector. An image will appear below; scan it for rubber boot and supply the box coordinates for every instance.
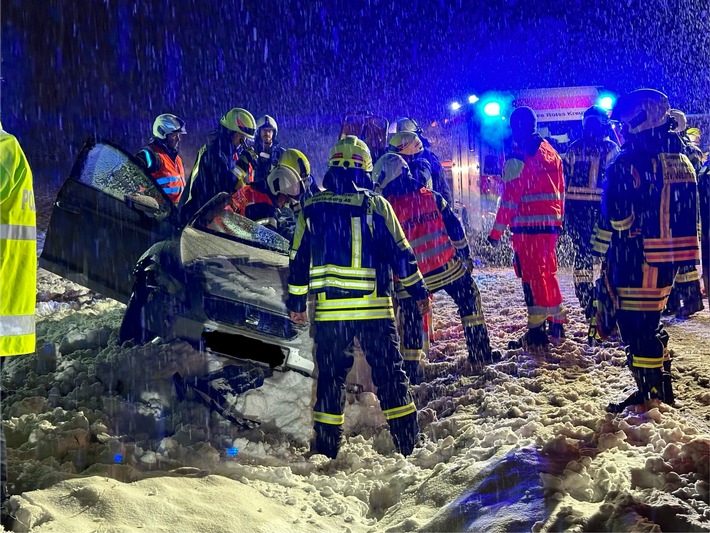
[314,422,342,459]
[508,324,549,350]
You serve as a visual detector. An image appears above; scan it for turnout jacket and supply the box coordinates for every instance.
[490,135,565,240]
[564,137,619,204]
[0,128,36,356]
[287,178,428,321]
[602,129,699,267]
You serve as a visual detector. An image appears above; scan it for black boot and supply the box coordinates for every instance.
[508,325,549,350]
[548,321,565,344]
[388,413,419,456]
[314,423,342,459]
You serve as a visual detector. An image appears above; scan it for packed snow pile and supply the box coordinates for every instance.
[1,263,709,532]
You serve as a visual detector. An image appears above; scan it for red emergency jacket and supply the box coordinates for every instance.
[388,189,456,275]
[230,184,277,227]
[490,136,564,240]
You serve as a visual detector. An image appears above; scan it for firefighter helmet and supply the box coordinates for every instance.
[372,153,410,193]
[510,106,537,135]
[395,117,422,135]
[611,89,670,134]
[669,109,687,133]
[582,105,610,128]
[279,148,310,178]
[267,164,305,198]
[256,115,278,136]
[220,108,256,139]
[388,131,424,156]
[328,135,373,171]
[152,114,186,139]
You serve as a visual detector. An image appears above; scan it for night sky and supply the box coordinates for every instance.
[2,0,709,185]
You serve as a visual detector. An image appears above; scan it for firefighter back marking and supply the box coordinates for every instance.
[660,154,695,183]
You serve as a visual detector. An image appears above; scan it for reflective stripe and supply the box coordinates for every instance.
[399,269,423,288]
[315,309,395,321]
[142,149,153,168]
[401,348,422,361]
[500,200,517,209]
[461,314,485,327]
[631,356,663,369]
[492,223,507,233]
[520,193,562,202]
[351,218,362,268]
[514,214,562,224]
[675,270,700,283]
[288,284,309,296]
[156,175,182,185]
[313,411,345,425]
[310,265,376,277]
[566,193,602,201]
[316,296,392,309]
[0,223,36,241]
[416,241,452,262]
[382,402,416,420]
[310,279,375,291]
[451,237,467,249]
[0,314,35,336]
[573,269,595,284]
[611,213,635,231]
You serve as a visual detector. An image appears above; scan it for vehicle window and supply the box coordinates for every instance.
[76,142,172,216]
[204,205,290,255]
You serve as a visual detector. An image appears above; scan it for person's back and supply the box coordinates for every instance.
[287,137,429,459]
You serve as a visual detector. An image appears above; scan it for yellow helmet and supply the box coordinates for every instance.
[267,165,305,198]
[328,135,373,171]
[388,131,424,156]
[279,148,311,178]
[686,127,701,137]
[611,89,670,134]
[220,108,256,139]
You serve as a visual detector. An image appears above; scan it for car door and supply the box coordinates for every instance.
[40,137,178,303]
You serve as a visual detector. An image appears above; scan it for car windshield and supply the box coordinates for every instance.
[199,203,291,256]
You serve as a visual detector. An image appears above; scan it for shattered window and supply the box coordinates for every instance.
[76,142,172,217]
[204,206,290,255]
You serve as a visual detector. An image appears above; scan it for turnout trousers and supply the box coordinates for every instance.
[399,270,493,383]
[609,236,677,401]
[511,233,566,329]
[312,319,419,458]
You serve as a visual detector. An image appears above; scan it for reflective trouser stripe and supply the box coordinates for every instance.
[462,314,485,327]
[313,411,344,425]
[527,305,567,328]
[617,286,671,312]
[0,223,36,240]
[401,348,422,361]
[315,296,394,321]
[573,269,595,284]
[382,402,416,420]
[632,356,663,369]
[674,269,700,283]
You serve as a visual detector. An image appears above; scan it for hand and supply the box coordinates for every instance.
[289,311,308,325]
[486,236,500,248]
[416,298,432,316]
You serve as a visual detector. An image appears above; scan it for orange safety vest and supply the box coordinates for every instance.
[388,188,455,275]
[150,144,185,205]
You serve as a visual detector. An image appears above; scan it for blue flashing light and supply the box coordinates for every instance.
[598,95,615,111]
[468,94,479,104]
[450,101,462,111]
[227,447,239,457]
[114,454,123,463]
[483,102,501,117]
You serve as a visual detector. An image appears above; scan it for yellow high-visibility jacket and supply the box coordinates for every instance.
[0,127,36,356]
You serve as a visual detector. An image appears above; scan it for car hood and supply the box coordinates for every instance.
[180,226,290,315]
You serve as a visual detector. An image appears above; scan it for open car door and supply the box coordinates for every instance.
[39,137,178,303]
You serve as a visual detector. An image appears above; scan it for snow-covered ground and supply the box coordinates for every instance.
[1,198,709,532]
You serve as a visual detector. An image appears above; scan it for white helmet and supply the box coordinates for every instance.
[395,117,422,135]
[256,115,278,136]
[152,113,186,139]
[267,164,305,198]
[372,153,410,193]
[669,109,687,133]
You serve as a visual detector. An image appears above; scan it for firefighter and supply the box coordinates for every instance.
[253,115,285,183]
[287,136,430,459]
[663,109,705,318]
[373,153,501,383]
[388,130,452,204]
[135,114,187,205]
[230,163,306,235]
[487,106,567,349]
[1,123,36,524]
[180,108,256,223]
[563,105,620,319]
[699,162,710,308]
[394,117,453,204]
[603,89,700,413]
